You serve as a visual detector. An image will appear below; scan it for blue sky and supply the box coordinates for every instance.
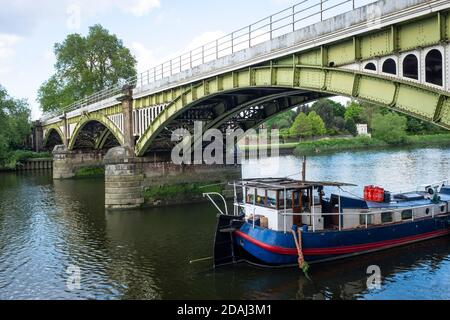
[0,0,354,120]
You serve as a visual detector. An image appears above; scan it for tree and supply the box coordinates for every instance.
[38,24,137,113]
[308,111,326,136]
[311,99,346,129]
[345,118,358,136]
[0,85,31,165]
[289,112,313,138]
[372,113,408,144]
[345,101,365,123]
[265,109,296,130]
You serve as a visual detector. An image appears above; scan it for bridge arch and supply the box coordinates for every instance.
[43,126,64,151]
[135,64,450,157]
[68,114,124,151]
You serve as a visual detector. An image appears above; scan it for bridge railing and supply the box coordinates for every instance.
[42,0,377,121]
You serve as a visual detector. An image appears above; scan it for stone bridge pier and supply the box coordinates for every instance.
[52,145,105,179]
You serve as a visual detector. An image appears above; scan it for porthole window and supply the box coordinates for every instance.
[426,208,430,215]
[365,63,377,71]
[382,59,397,75]
[425,49,443,86]
[403,54,419,80]
[441,205,446,213]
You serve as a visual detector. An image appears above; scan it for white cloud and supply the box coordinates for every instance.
[184,31,226,52]
[124,0,161,17]
[132,42,159,72]
[67,0,161,18]
[0,33,22,74]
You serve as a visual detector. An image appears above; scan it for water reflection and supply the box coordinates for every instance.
[0,147,449,299]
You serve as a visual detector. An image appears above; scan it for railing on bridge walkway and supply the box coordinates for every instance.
[42,0,377,121]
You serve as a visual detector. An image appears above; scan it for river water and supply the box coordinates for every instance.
[0,147,449,300]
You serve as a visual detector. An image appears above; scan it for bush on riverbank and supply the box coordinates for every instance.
[74,166,105,179]
[144,182,223,203]
[0,150,52,170]
[293,134,450,156]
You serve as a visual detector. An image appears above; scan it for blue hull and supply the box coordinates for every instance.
[234,216,450,266]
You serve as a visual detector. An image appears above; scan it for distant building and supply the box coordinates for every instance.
[356,124,371,137]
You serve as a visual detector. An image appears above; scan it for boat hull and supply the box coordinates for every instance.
[234,215,450,266]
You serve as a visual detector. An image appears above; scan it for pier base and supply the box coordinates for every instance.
[104,146,144,210]
[52,145,105,180]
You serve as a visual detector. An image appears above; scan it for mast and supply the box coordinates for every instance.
[302,156,307,182]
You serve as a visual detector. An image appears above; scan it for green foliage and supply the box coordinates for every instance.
[74,166,105,179]
[264,109,297,130]
[310,99,346,128]
[38,24,137,113]
[1,150,51,170]
[0,85,32,167]
[144,183,223,201]
[308,111,326,136]
[372,113,408,145]
[293,136,386,156]
[344,101,364,122]
[289,112,313,138]
[345,118,357,136]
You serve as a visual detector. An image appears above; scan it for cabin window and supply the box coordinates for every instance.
[441,205,446,213]
[278,190,293,209]
[267,190,277,208]
[425,49,443,86]
[364,62,377,71]
[256,189,266,206]
[426,208,430,215]
[359,213,373,225]
[381,212,394,223]
[382,59,397,75]
[401,209,413,220]
[403,54,419,80]
[246,187,255,204]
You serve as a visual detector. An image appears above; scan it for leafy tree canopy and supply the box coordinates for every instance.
[265,109,297,130]
[372,112,408,145]
[344,101,365,123]
[0,85,31,164]
[308,111,326,136]
[38,24,137,113]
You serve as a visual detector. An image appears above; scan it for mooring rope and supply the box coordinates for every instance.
[291,229,309,276]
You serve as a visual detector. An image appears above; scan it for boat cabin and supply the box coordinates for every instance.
[235,178,355,232]
[233,178,450,233]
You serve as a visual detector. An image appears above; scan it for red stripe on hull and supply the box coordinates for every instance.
[235,229,450,256]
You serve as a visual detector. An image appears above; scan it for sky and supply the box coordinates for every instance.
[0,0,352,120]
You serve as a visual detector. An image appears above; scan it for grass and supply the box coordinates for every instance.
[144,182,223,202]
[74,166,105,179]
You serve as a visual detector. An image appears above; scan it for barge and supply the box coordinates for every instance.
[205,178,450,268]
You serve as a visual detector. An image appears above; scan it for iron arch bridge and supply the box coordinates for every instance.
[38,0,450,157]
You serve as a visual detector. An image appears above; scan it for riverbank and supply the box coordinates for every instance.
[0,150,52,171]
[294,134,450,155]
[144,182,231,207]
[242,134,450,156]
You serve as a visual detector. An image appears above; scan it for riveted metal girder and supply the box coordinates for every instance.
[135,58,450,156]
[43,124,64,149]
[68,113,124,150]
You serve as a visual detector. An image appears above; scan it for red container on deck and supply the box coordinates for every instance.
[364,186,385,202]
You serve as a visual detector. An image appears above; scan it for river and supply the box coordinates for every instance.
[0,147,449,300]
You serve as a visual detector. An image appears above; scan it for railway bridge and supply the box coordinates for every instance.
[33,0,450,209]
